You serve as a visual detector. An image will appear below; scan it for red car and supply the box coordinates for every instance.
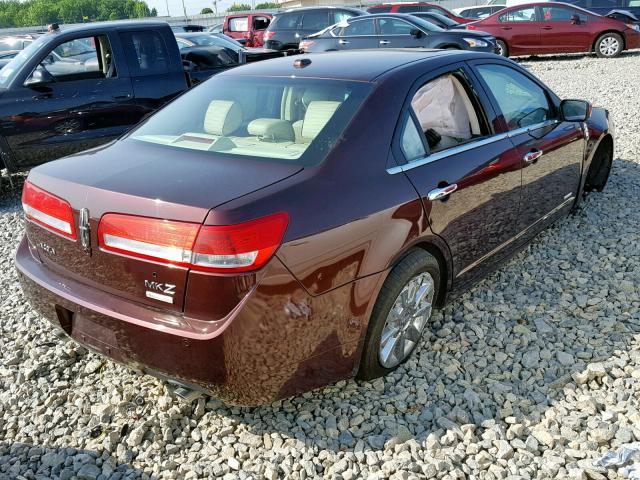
[223,13,273,47]
[16,51,613,405]
[367,3,471,24]
[466,1,640,57]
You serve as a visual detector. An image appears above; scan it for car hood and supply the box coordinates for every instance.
[450,28,494,38]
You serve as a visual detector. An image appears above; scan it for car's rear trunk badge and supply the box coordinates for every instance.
[79,208,91,253]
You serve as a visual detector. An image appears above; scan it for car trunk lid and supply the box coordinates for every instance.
[24,140,302,313]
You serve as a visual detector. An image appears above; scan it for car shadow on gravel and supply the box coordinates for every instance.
[517,50,640,63]
[0,441,149,479]
[216,156,640,454]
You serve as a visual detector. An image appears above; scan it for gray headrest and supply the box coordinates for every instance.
[247,118,295,141]
[302,88,344,109]
[204,100,242,136]
[301,101,341,141]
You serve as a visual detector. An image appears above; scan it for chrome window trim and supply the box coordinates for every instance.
[386,119,559,175]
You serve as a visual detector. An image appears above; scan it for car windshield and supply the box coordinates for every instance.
[410,16,446,32]
[0,34,49,88]
[129,76,371,166]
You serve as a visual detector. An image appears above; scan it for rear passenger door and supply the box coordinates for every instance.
[391,64,524,285]
[537,6,591,53]
[470,61,583,234]
[332,18,379,50]
[119,30,186,119]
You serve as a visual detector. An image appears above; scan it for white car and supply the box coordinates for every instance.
[453,5,505,18]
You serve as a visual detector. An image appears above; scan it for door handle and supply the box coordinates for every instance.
[379,40,390,45]
[427,183,458,201]
[338,39,350,45]
[112,92,131,100]
[500,26,512,30]
[523,149,543,164]
[541,26,553,30]
[33,93,53,100]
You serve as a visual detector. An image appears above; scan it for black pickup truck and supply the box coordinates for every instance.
[0,21,263,175]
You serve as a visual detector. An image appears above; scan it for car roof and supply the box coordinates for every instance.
[494,2,598,15]
[55,20,170,35]
[282,6,364,13]
[363,12,422,20]
[219,49,492,82]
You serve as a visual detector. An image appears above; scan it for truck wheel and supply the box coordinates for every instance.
[357,249,440,380]
[595,33,623,58]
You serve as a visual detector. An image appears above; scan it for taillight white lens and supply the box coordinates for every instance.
[22,181,77,240]
[97,212,289,273]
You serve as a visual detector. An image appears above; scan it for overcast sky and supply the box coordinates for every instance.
[146,0,237,16]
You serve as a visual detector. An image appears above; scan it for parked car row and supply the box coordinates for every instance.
[14,47,614,405]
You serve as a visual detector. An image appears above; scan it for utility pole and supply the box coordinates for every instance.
[165,0,170,16]
[182,0,188,21]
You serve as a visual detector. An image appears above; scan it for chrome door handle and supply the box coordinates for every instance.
[379,40,390,45]
[523,150,543,164]
[338,39,350,45]
[427,183,458,201]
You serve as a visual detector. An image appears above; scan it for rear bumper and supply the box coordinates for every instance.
[15,235,382,405]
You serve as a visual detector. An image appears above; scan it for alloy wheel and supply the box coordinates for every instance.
[599,37,620,57]
[378,272,435,369]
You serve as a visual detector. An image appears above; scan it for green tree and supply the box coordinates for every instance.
[255,2,278,8]
[200,7,213,14]
[227,3,251,12]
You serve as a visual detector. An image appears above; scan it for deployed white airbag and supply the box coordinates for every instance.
[411,75,472,141]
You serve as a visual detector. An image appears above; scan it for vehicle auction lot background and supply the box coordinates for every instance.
[1,52,640,479]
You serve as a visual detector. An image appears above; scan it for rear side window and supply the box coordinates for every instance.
[499,7,537,22]
[400,116,426,160]
[228,17,249,32]
[475,64,552,130]
[591,0,623,6]
[338,19,376,36]
[397,6,419,12]
[272,13,302,29]
[301,11,329,30]
[333,10,359,23]
[120,31,169,76]
[540,6,578,21]
[379,18,415,35]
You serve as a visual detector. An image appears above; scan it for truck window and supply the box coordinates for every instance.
[120,30,169,76]
[253,16,270,30]
[28,35,115,84]
[229,17,249,32]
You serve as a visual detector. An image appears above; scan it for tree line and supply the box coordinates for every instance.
[0,0,157,28]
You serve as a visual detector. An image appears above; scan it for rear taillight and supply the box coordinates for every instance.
[22,180,77,240]
[299,40,315,50]
[466,24,477,30]
[264,31,275,40]
[98,212,288,273]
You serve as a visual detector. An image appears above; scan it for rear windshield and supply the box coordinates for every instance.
[129,76,371,166]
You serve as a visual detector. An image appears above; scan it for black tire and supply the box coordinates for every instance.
[585,140,613,192]
[595,32,623,58]
[496,39,509,57]
[357,249,441,381]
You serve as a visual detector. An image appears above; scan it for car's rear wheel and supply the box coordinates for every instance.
[357,249,440,380]
[496,39,509,57]
[595,33,623,58]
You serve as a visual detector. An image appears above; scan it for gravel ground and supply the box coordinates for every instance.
[2,51,640,480]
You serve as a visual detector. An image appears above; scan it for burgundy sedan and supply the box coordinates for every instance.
[16,50,614,405]
[466,2,640,57]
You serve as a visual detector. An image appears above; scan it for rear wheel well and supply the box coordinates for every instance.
[396,242,449,308]
[592,30,626,52]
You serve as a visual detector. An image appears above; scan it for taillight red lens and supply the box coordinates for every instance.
[192,212,289,272]
[22,180,77,240]
[97,212,289,273]
[466,24,477,30]
[264,31,275,40]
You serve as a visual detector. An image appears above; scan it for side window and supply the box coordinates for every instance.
[333,11,358,23]
[541,7,577,21]
[120,31,169,76]
[29,35,115,84]
[421,7,444,14]
[368,6,392,12]
[339,19,376,36]
[400,116,427,161]
[253,16,270,30]
[379,18,414,35]
[499,7,537,22]
[475,64,552,130]
[397,6,418,12]
[301,11,329,30]
[229,17,249,32]
[408,72,486,154]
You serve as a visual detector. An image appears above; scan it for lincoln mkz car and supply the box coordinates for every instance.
[16,50,614,405]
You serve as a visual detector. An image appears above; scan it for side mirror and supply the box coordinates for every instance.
[410,28,423,38]
[560,99,591,122]
[24,68,53,87]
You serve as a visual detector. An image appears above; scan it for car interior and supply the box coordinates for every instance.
[36,35,115,82]
[134,83,352,160]
[410,73,483,153]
